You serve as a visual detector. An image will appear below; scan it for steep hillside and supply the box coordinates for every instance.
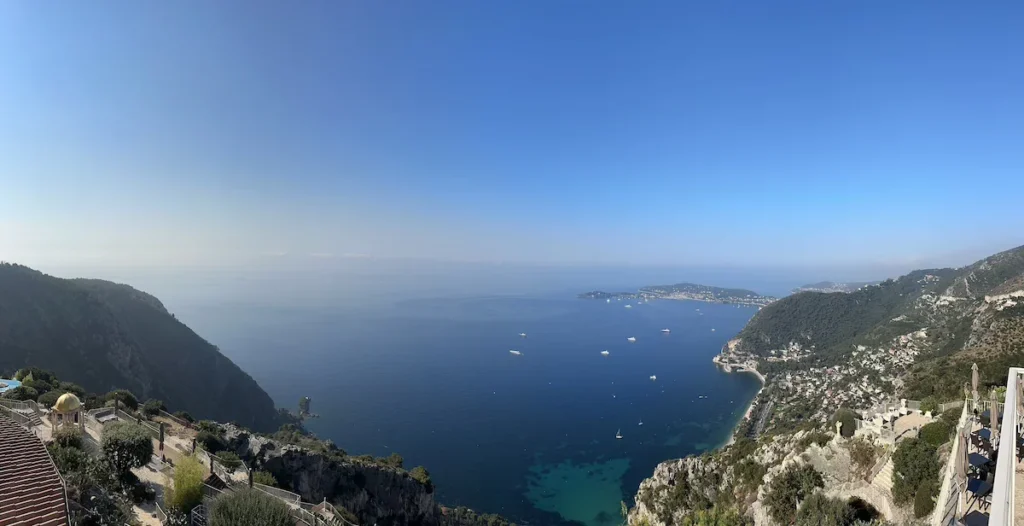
[0,263,281,431]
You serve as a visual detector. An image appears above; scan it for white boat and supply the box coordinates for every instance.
[711,328,716,332]
[519,332,527,338]
[624,304,632,309]
[615,429,623,439]
[601,350,610,356]
[638,419,643,426]
[649,375,657,381]
[661,328,670,333]
[606,298,611,303]
[509,350,522,356]
[627,337,636,342]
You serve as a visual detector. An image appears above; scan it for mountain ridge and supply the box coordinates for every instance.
[0,262,282,432]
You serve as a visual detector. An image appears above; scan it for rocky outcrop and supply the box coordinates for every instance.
[224,425,441,526]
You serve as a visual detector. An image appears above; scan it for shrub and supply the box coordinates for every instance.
[101,421,153,480]
[799,431,832,449]
[765,464,824,525]
[37,389,69,408]
[58,381,86,397]
[410,466,433,492]
[848,438,879,476]
[23,378,54,395]
[130,480,156,503]
[734,459,766,490]
[142,399,165,416]
[681,505,750,526]
[830,408,859,438]
[892,438,940,505]
[919,421,953,446]
[166,455,205,513]
[105,389,139,411]
[914,478,938,518]
[47,444,89,474]
[197,430,227,453]
[253,470,278,487]
[217,451,243,472]
[208,488,294,526]
[795,493,854,526]
[2,385,38,401]
[919,396,940,414]
[382,452,404,469]
[173,410,196,423]
[53,426,83,450]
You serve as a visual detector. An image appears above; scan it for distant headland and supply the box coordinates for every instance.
[578,282,776,307]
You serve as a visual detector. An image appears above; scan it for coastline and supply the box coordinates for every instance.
[712,355,767,448]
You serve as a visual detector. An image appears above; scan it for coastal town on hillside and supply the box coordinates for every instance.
[717,327,928,432]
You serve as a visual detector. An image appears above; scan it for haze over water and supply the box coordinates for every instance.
[159,270,762,526]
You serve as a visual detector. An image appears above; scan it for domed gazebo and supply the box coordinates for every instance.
[50,393,85,432]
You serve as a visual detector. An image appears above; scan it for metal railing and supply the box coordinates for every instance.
[932,398,969,526]
[988,367,1023,525]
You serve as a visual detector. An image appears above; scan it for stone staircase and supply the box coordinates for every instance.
[870,456,895,493]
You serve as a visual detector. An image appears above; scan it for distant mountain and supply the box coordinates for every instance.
[792,281,880,294]
[580,282,776,307]
[0,263,282,432]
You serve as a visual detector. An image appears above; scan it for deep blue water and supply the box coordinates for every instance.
[181,293,760,526]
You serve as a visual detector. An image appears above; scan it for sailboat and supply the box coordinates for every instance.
[519,332,527,338]
[601,350,610,356]
[661,328,670,333]
[624,304,632,309]
[638,419,643,426]
[615,429,623,439]
[509,350,522,356]
[627,337,636,342]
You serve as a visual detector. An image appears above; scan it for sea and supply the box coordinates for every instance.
[65,264,781,526]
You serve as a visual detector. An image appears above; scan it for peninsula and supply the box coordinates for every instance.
[579,282,776,307]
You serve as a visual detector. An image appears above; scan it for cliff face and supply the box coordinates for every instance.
[225,427,442,526]
[0,263,282,432]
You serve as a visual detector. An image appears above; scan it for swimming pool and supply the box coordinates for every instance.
[0,379,22,394]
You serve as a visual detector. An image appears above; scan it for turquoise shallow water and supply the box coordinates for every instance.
[186,294,761,526]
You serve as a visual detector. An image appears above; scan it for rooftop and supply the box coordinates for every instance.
[0,413,70,526]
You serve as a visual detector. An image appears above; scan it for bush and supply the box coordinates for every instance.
[173,410,196,423]
[208,488,294,526]
[253,470,278,487]
[101,421,153,480]
[47,444,89,474]
[142,399,165,416]
[892,438,940,505]
[23,378,54,395]
[919,396,940,414]
[848,438,879,476]
[58,381,86,397]
[2,385,38,401]
[53,426,83,450]
[382,452,404,469]
[105,389,139,411]
[734,459,766,490]
[197,430,227,453]
[795,493,854,526]
[914,478,938,518]
[166,455,205,513]
[410,466,433,492]
[799,431,832,449]
[765,464,824,525]
[919,421,953,446]
[37,389,69,408]
[130,480,157,503]
[831,408,859,438]
[681,505,751,526]
[217,451,243,471]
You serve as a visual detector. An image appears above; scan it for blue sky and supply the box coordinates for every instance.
[1,1,1022,269]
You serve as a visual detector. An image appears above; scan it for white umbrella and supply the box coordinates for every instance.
[991,388,1001,451]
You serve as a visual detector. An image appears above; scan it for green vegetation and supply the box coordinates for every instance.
[217,451,243,471]
[847,438,881,478]
[410,466,433,491]
[892,438,940,506]
[914,478,938,518]
[680,506,751,526]
[442,506,517,526]
[764,464,823,525]
[2,385,37,400]
[831,408,860,438]
[919,421,953,446]
[799,431,832,449]
[166,455,205,513]
[733,459,766,491]
[794,494,853,526]
[208,488,294,526]
[142,398,166,416]
[106,389,139,411]
[253,470,278,487]
[53,426,83,449]
[383,452,404,469]
[101,421,154,481]
[0,263,282,431]
[37,389,70,408]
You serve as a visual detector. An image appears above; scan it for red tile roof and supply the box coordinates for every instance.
[0,416,70,526]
